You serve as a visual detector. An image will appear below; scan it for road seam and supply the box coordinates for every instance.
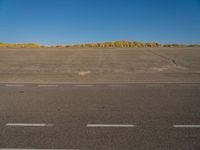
[145,84,164,87]
[0,148,84,150]
[2,82,200,85]
[179,84,200,87]
[108,84,128,87]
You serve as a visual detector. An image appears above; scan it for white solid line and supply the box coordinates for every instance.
[5,84,24,87]
[38,85,58,87]
[0,149,82,150]
[75,85,94,87]
[87,124,135,128]
[173,125,200,128]
[6,123,53,127]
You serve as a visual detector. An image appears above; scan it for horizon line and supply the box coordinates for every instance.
[1,40,200,46]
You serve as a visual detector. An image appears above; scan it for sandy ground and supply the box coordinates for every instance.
[0,47,199,83]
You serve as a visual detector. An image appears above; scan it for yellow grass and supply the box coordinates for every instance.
[0,41,199,48]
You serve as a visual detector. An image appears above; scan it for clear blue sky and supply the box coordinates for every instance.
[0,0,199,45]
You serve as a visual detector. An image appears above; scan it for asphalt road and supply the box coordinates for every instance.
[0,82,200,150]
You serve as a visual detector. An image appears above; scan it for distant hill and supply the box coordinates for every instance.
[0,41,199,48]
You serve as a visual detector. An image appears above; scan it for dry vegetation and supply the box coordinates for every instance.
[0,42,44,48]
[67,41,161,48]
[0,41,199,48]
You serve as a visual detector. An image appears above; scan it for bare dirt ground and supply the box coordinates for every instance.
[0,47,199,83]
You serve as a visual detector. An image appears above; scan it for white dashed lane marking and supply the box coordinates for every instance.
[6,123,54,127]
[38,85,58,87]
[173,125,200,128]
[5,84,24,87]
[87,124,135,128]
[74,85,94,87]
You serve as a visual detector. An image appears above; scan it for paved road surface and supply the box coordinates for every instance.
[0,82,200,150]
